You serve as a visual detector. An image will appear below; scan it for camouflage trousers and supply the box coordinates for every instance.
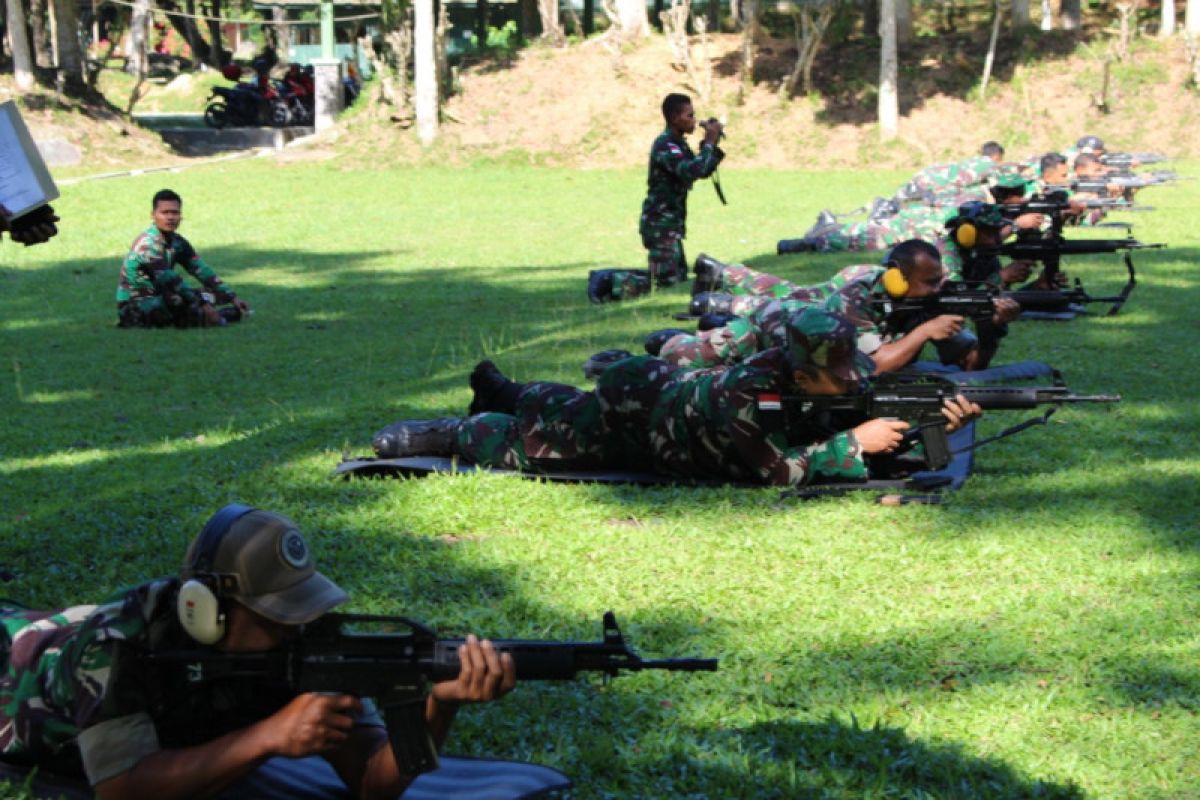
[457,359,676,472]
[643,228,687,287]
[0,604,93,771]
[808,220,916,253]
[117,296,241,329]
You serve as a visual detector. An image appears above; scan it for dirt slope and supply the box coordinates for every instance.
[341,29,1200,170]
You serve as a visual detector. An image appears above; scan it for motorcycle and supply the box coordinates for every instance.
[203,79,290,129]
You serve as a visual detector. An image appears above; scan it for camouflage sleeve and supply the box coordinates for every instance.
[130,235,195,303]
[794,430,868,482]
[656,140,724,182]
[175,236,236,302]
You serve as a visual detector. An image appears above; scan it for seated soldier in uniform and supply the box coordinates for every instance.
[372,307,982,488]
[0,505,514,799]
[117,190,252,328]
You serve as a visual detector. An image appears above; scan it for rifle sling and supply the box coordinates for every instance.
[951,408,1056,456]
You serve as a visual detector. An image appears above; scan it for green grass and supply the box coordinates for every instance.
[2,158,1199,798]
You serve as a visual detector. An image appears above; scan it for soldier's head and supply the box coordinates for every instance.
[1076,135,1105,156]
[980,141,1006,162]
[882,239,945,299]
[152,189,183,234]
[1040,153,1070,185]
[786,307,875,394]
[947,202,1007,252]
[1074,152,1105,179]
[988,172,1028,205]
[178,504,347,651]
[662,93,695,135]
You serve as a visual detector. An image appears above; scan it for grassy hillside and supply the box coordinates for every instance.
[1,157,1198,798]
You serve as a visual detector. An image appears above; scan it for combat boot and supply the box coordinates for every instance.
[692,253,728,295]
[777,238,818,254]
[643,328,690,356]
[582,349,633,380]
[813,209,838,229]
[697,312,740,331]
[373,418,462,458]
[469,360,525,415]
[689,292,735,317]
[587,270,616,304]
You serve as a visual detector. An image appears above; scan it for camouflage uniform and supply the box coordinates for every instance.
[604,130,725,302]
[117,224,240,328]
[662,265,894,369]
[802,207,952,254]
[901,155,1000,198]
[458,310,874,486]
[0,580,380,785]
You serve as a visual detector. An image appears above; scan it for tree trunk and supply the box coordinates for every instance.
[51,0,84,91]
[878,0,898,140]
[1040,0,1052,30]
[706,0,717,34]
[863,0,878,38]
[475,0,488,44]
[30,0,51,68]
[206,0,224,67]
[736,0,757,103]
[895,0,911,44]
[161,0,212,64]
[414,0,436,144]
[5,0,35,89]
[1061,0,1081,31]
[125,0,150,76]
[980,0,1002,98]
[1189,0,1200,35]
[273,5,290,62]
[1159,0,1176,36]
[1012,0,1030,28]
[615,0,649,37]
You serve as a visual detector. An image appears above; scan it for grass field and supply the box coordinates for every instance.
[1,157,1198,798]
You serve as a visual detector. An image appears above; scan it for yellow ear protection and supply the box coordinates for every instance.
[177,503,255,645]
[880,248,909,298]
[953,221,978,248]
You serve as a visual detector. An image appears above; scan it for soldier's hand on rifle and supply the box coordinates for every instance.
[941,395,983,433]
[917,314,964,342]
[1014,212,1044,230]
[700,118,724,146]
[992,297,1021,324]
[1031,268,1068,290]
[261,692,362,757]
[431,634,517,705]
[999,260,1033,285]
[852,418,909,454]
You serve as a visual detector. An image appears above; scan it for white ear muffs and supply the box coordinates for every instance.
[178,579,225,644]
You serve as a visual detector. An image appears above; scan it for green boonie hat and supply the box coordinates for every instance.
[182,508,347,625]
[952,201,1006,229]
[989,171,1028,191]
[786,307,875,383]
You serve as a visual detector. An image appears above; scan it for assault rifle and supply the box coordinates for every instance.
[1100,151,1168,168]
[985,193,1164,315]
[1074,172,1185,194]
[148,612,717,775]
[876,280,1121,323]
[762,371,1119,472]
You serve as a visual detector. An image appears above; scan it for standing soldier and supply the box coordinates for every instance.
[587,93,725,303]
